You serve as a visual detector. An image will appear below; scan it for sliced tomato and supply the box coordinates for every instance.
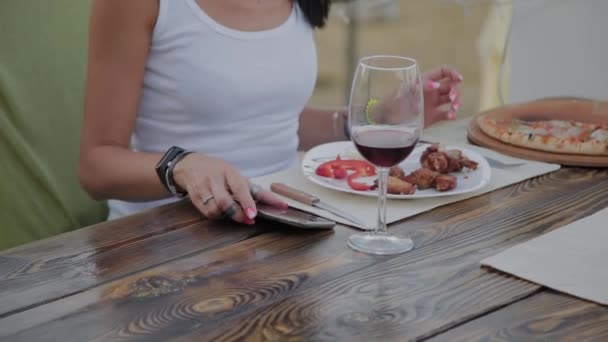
[347,172,372,191]
[315,157,376,191]
[315,166,333,178]
[333,168,348,179]
[315,158,375,178]
[577,130,592,142]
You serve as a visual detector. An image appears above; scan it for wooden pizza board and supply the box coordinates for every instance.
[467,99,608,167]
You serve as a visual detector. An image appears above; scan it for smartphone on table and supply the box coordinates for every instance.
[256,204,335,230]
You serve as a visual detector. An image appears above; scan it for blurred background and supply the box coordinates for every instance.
[311,0,608,114]
[310,0,495,117]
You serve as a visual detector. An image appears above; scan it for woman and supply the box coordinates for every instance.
[79,0,462,225]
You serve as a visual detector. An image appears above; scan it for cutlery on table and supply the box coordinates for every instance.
[270,182,369,229]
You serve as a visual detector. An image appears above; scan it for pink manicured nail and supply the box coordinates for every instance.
[245,218,255,225]
[457,74,464,82]
[246,207,257,219]
[452,102,461,111]
[449,91,457,102]
[280,202,289,209]
[448,111,456,119]
[426,81,441,90]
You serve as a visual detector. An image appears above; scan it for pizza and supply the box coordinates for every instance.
[477,116,608,155]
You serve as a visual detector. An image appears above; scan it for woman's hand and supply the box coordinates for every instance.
[172,154,287,225]
[422,65,463,127]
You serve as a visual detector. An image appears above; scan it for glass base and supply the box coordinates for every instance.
[347,232,414,255]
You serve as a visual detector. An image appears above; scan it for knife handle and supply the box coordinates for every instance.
[270,183,317,206]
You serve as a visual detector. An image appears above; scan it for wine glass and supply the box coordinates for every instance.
[347,55,423,255]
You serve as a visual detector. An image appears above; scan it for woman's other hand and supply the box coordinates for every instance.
[172,154,287,225]
[422,65,463,127]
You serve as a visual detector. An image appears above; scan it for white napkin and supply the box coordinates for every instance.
[252,121,560,229]
[482,208,608,306]
[252,154,560,230]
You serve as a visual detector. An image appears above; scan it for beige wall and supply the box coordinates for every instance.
[508,0,608,103]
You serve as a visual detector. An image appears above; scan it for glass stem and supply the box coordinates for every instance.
[376,167,389,235]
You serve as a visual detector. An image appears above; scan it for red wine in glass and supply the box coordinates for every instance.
[353,129,419,167]
[347,55,422,255]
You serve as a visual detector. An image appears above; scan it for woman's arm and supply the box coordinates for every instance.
[297,106,348,151]
[297,66,463,151]
[79,0,285,223]
[79,0,164,202]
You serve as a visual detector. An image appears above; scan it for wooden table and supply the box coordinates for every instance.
[1,167,607,341]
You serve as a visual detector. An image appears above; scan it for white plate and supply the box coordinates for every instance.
[301,141,491,199]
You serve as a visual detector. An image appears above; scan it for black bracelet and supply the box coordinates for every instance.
[166,151,193,198]
[155,146,185,192]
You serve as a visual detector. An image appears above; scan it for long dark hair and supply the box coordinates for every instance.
[296,0,331,28]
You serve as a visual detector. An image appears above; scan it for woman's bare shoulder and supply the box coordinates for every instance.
[90,0,159,32]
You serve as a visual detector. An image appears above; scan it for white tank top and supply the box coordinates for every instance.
[108,0,317,219]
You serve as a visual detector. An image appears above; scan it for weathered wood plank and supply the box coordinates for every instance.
[0,228,339,340]
[182,167,608,341]
[429,291,608,342]
[1,169,605,341]
[0,201,267,317]
[0,256,30,284]
[2,201,197,259]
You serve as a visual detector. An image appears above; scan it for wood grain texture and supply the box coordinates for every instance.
[0,201,267,317]
[430,291,608,342]
[181,170,607,341]
[0,256,29,279]
[0,228,340,340]
[0,168,605,341]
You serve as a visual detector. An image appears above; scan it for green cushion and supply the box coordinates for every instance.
[0,0,107,250]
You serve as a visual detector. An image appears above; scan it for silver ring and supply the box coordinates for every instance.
[201,195,215,205]
[250,184,263,199]
[222,202,239,218]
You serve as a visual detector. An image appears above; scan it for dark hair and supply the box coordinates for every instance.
[296,0,331,28]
